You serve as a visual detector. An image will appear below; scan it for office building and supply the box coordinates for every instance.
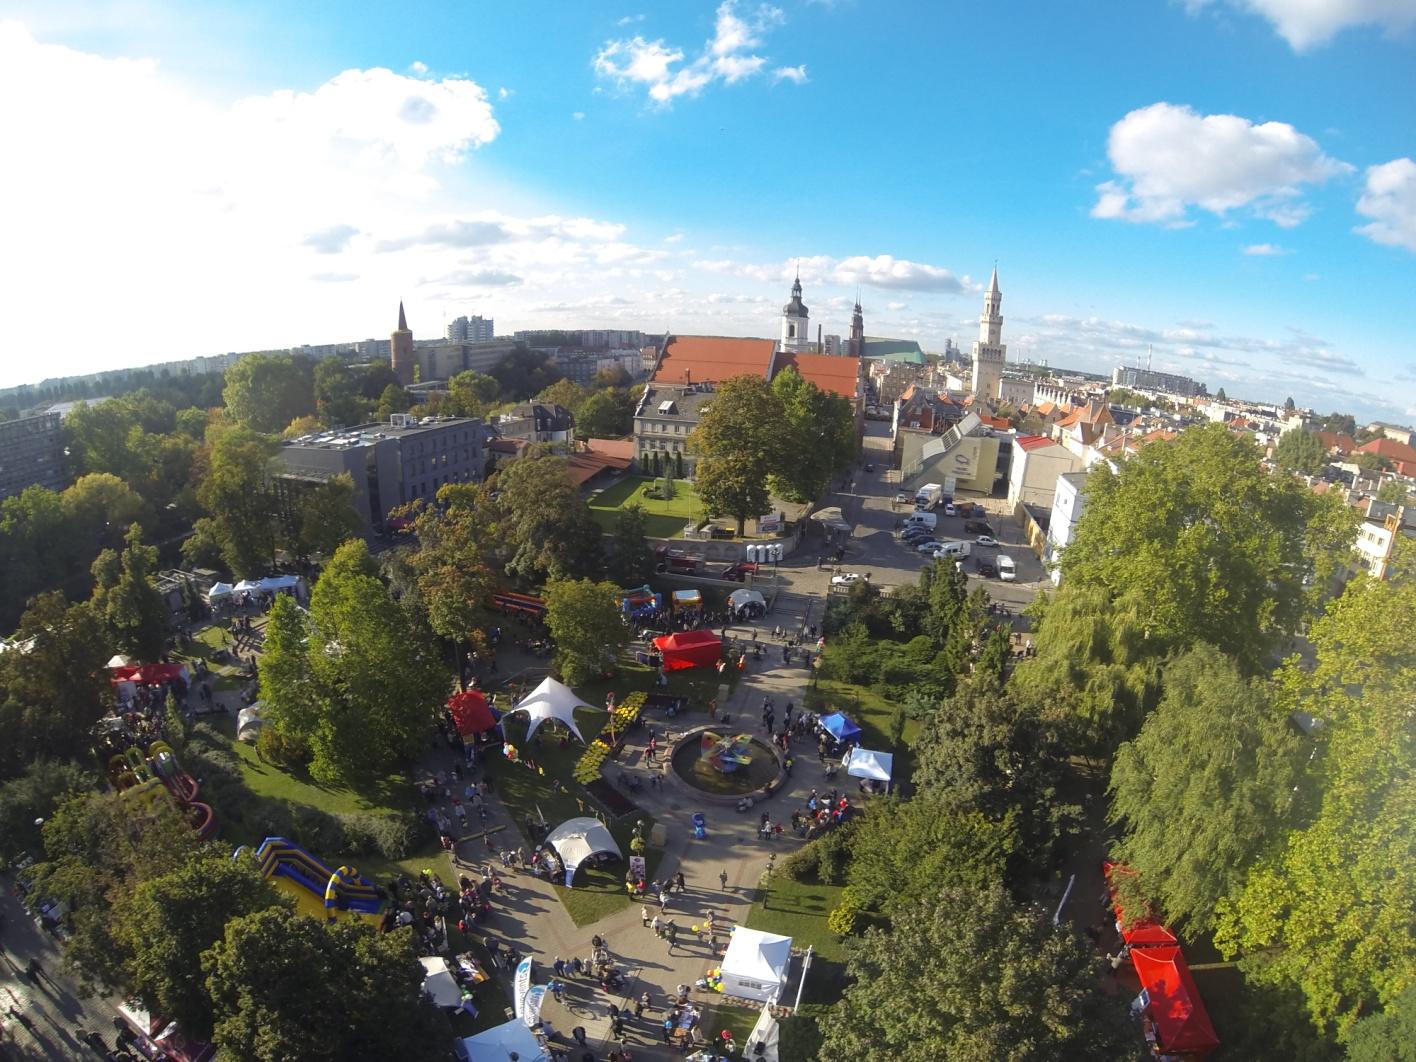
[447,315,495,343]
[1111,365,1206,398]
[0,412,68,500]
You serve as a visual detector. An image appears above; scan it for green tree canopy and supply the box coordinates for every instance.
[1345,984,1416,1062]
[90,522,168,662]
[574,387,636,438]
[1109,645,1303,933]
[0,758,95,857]
[223,353,315,434]
[283,473,361,562]
[690,375,785,534]
[1273,428,1329,474]
[188,425,279,577]
[492,452,604,581]
[768,367,857,503]
[312,357,368,427]
[259,541,447,782]
[543,578,629,685]
[401,482,500,651]
[607,502,656,586]
[1058,423,1354,672]
[203,907,444,1062]
[817,885,1135,1061]
[535,377,587,414]
[491,348,562,400]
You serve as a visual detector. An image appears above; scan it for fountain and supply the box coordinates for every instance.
[669,726,783,801]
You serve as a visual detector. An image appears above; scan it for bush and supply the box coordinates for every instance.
[256,725,309,767]
[816,825,854,885]
[827,899,860,938]
[338,810,426,861]
[779,843,821,882]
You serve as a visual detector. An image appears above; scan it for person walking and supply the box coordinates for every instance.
[636,990,651,1019]
[641,904,651,927]
[719,868,729,891]
[651,912,662,937]
[674,870,686,893]
[551,979,564,1004]
[665,921,679,953]
[553,957,566,978]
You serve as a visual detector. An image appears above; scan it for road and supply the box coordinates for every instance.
[765,420,1048,623]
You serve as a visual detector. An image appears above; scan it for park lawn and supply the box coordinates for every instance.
[807,677,920,787]
[588,476,703,538]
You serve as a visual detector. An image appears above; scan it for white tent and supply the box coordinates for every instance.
[455,1019,548,1062]
[745,1002,781,1062]
[106,654,134,669]
[810,506,852,533]
[720,927,792,1002]
[420,956,462,1008]
[728,588,766,612]
[236,704,265,743]
[206,582,235,602]
[505,676,597,743]
[843,747,894,792]
[544,816,622,885]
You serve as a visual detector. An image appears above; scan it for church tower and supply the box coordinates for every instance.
[390,301,415,386]
[970,267,1006,402]
[849,295,865,358]
[779,271,809,354]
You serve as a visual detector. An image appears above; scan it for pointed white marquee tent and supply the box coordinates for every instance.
[720,927,793,1002]
[505,676,598,743]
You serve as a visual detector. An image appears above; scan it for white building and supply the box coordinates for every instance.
[997,375,1035,408]
[1044,470,1091,584]
[1007,434,1082,510]
[1353,501,1413,580]
[779,273,810,354]
[970,268,1007,402]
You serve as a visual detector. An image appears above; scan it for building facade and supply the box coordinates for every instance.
[496,403,574,445]
[276,414,489,531]
[390,302,415,385]
[1044,470,1090,584]
[779,274,810,354]
[633,384,711,473]
[447,315,495,343]
[1007,434,1082,509]
[0,412,68,500]
[971,268,1007,403]
[1111,365,1206,398]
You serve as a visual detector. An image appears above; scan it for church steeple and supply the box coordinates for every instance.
[970,265,1006,402]
[779,268,809,354]
[397,301,408,332]
[390,300,415,386]
[849,292,864,358]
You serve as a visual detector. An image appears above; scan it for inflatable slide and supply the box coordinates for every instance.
[109,740,217,841]
[251,837,384,926]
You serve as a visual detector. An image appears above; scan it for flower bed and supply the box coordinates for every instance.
[573,692,646,784]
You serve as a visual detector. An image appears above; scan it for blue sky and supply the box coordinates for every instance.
[1,1,1413,420]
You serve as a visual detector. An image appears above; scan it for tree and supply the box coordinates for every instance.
[313,357,367,427]
[1274,429,1329,474]
[536,378,587,415]
[374,383,412,421]
[0,593,110,778]
[689,375,784,535]
[607,503,655,586]
[444,370,500,417]
[402,483,500,654]
[493,452,604,581]
[816,885,1135,1061]
[259,541,447,782]
[1320,411,1357,436]
[769,367,857,503]
[90,522,168,662]
[284,473,361,562]
[203,907,444,1062]
[119,851,282,1037]
[0,758,95,858]
[491,348,562,400]
[1215,568,1416,1041]
[575,388,635,438]
[1216,387,1228,401]
[543,578,629,685]
[1108,645,1302,933]
[223,353,315,434]
[62,472,147,549]
[189,426,279,578]
[1346,984,1416,1062]
[1376,480,1410,505]
[1352,451,1393,473]
[1057,423,1355,673]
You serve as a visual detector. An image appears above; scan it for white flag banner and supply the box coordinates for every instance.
[513,958,533,1018]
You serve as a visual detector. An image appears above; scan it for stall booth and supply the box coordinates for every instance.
[420,956,462,1009]
[454,1019,548,1062]
[719,927,793,1002]
[728,588,767,619]
[544,816,623,886]
[671,588,703,614]
[1130,946,1221,1058]
[819,711,862,745]
[448,690,498,740]
[842,746,894,794]
[1103,862,1179,948]
[653,629,723,671]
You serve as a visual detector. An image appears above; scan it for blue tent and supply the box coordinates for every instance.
[820,712,862,743]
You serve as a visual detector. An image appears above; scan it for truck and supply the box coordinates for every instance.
[914,483,943,510]
[935,540,972,559]
[654,546,702,574]
[903,511,938,532]
[997,555,1016,582]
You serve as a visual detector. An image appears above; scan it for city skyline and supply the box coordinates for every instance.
[0,2,1413,421]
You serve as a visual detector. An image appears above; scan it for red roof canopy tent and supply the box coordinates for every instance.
[109,663,191,688]
[1130,946,1220,1058]
[1103,861,1179,948]
[652,630,723,671]
[448,691,497,738]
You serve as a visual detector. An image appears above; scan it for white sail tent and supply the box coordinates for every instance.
[504,677,598,743]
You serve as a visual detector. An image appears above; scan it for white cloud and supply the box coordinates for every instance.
[1091,102,1351,228]
[664,232,685,243]
[497,86,512,100]
[1354,157,1416,253]
[593,1,799,104]
[303,224,361,254]
[409,60,428,74]
[572,110,586,120]
[618,13,646,25]
[1242,242,1288,255]
[886,301,909,311]
[773,64,809,84]
[1186,0,1416,51]
[696,254,976,294]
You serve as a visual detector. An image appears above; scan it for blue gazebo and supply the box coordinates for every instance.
[819,711,862,744]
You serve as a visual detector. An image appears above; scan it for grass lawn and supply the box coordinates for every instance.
[805,677,920,787]
[588,476,703,538]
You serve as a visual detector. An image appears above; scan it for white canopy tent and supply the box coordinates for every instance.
[106,654,134,669]
[810,506,852,533]
[843,747,895,792]
[206,582,235,602]
[455,1019,548,1062]
[719,927,792,1002]
[232,575,301,595]
[236,704,265,743]
[544,816,622,886]
[728,589,766,612]
[419,956,462,1009]
[506,677,597,743]
[745,1002,781,1062]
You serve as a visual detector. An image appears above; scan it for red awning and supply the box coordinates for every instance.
[1131,946,1220,1057]
[110,663,189,687]
[448,691,496,737]
[652,630,723,671]
[1103,861,1179,948]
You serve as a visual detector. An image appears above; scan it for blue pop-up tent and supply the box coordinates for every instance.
[819,712,862,743]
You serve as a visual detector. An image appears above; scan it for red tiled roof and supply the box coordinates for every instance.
[651,335,775,386]
[980,415,1012,430]
[1315,431,1356,453]
[774,352,861,400]
[1355,437,1416,464]
[567,448,633,488]
[1016,434,1058,452]
[585,437,634,460]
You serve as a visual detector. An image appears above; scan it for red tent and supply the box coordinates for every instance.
[652,630,723,671]
[110,663,190,687]
[448,691,496,738]
[1103,861,1179,948]
[1130,946,1220,1057]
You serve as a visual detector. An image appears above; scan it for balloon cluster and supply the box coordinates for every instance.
[503,743,520,763]
[703,968,724,993]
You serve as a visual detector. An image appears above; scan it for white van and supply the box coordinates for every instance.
[903,511,937,531]
[935,540,972,559]
[997,555,1016,581]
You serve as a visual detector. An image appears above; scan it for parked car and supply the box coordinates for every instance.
[831,572,867,586]
[902,529,933,544]
[975,535,999,547]
[944,503,957,517]
[864,463,875,473]
[915,540,944,554]
[719,562,760,581]
[893,491,911,506]
[977,560,997,578]
[964,519,994,535]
